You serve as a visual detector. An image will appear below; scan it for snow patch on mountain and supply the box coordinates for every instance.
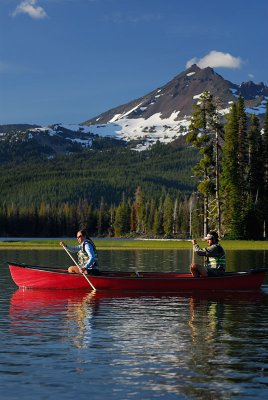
[86,111,190,151]
[230,88,239,97]
[28,96,267,152]
[245,97,268,115]
[30,111,192,151]
[109,102,144,122]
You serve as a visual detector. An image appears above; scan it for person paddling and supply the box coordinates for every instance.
[60,229,100,275]
[190,231,226,277]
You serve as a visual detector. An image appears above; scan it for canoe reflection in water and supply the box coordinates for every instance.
[9,289,100,348]
[8,286,268,400]
[9,288,266,350]
[188,290,267,341]
[186,290,268,396]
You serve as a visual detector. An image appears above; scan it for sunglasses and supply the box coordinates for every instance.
[77,235,83,239]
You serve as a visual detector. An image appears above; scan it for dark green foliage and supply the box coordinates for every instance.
[0,140,200,237]
[0,142,197,208]
[0,138,54,163]
[187,91,224,236]
[221,103,242,237]
[114,200,131,236]
[261,101,268,237]
[163,194,174,237]
[220,100,268,239]
[0,124,40,133]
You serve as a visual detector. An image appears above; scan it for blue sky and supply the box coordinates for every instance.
[1,0,267,126]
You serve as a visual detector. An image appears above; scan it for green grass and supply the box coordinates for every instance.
[1,238,268,250]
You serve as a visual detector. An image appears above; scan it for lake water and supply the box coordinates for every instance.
[1,249,268,399]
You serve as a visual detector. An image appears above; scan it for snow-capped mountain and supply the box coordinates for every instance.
[82,64,268,150]
[1,64,267,156]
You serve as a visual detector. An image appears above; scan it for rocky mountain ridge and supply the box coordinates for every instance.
[1,64,267,157]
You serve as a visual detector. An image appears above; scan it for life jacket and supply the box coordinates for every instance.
[78,239,98,269]
[205,244,226,270]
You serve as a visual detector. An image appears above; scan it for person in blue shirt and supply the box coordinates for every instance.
[60,229,100,275]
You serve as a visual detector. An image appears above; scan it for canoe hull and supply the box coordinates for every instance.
[8,263,267,291]
[88,271,266,292]
[9,265,88,290]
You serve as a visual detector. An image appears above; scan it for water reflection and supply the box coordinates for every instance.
[9,289,89,338]
[185,290,268,399]
[1,249,268,399]
[6,286,268,399]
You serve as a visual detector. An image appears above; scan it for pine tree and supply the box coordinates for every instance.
[163,194,174,237]
[247,114,262,202]
[221,103,244,238]
[153,208,161,237]
[133,186,145,235]
[187,91,224,236]
[153,201,164,237]
[97,197,109,236]
[173,198,179,236]
[236,96,248,196]
[147,199,157,236]
[108,204,116,237]
[130,203,137,233]
[244,114,263,238]
[114,200,131,236]
[262,101,268,238]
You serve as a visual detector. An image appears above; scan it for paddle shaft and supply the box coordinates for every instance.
[62,245,96,290]
[191,244,195,265]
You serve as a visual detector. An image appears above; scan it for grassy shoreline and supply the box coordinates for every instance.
[1,238,268,250]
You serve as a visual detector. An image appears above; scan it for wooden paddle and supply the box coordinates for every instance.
[62,245,96,291]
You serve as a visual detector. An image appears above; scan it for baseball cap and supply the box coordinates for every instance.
[204,231,218,241]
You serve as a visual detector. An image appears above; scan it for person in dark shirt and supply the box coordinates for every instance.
[190,231,226,277]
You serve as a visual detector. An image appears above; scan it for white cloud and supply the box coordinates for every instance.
[12,0,47,19]
[186,50,242,70]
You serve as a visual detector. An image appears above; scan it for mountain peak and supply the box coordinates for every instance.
[81,65,267,150]
[84,65,234,126]
[2,66,267,156]
[239,80,268,99]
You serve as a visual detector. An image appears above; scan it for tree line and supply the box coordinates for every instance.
[0,190,200,238]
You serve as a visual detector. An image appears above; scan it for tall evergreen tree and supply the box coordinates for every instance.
[147,199,157,236]
[97,197,110,236]
[243,114,262,238]
[173,198,179,236]
[221,103,244,238]
[133,186,145,235]
[114,200,131,236]
[247,115,262,201]
[237,96,249,196]
[262,101,268,238]
[187,91,224,236]
[163,194,174,237]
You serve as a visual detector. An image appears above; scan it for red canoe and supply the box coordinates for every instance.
[8,262,267,291]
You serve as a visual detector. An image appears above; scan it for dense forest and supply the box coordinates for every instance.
[0,136,198,237]
[1,95,268,239]
[187,93,268,240]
